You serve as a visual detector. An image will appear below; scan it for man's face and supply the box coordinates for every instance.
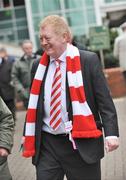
[39,25,67,58]
[22,42,33,56]
[0,50,7,58]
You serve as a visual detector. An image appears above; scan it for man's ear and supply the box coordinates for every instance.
[62,32,70,43]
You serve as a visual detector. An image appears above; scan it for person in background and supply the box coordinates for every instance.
[0,96,14,180]
[11,40,40,109]
[22,15,119,180]
[113,22,126,80]
[0,47,15,63]
[0,48,15,119]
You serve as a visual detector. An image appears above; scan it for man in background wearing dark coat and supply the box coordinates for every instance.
[0,48,15,119]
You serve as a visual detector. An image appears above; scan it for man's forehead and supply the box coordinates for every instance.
[22,42,33,47]
[39,29,56,37]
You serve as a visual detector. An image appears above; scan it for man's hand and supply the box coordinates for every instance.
[105,138,119,153]
[0,148,9,156]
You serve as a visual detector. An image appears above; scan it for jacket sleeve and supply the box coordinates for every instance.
[113,38,119,59]
[90,53,119,137]
[11,60,26,97]
[0,97,14,152]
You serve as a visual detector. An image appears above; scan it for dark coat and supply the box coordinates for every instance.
[11,54,40,102]
[30,50,119,165]
[0,96,14,152]
[0,59,14,101]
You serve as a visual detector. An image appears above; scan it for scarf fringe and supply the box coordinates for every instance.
[22,150,35,158]
[72,130,102,138]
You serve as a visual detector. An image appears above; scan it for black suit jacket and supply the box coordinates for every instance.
[31,50,119,165]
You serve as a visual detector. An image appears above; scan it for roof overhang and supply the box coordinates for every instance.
[101,2,126,16]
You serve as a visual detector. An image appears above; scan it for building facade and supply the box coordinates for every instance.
[0,0,126,51]
[0,0,29,46]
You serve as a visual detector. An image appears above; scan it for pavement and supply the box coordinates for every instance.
[8,97,126,180]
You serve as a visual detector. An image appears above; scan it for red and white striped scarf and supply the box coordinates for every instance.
[22,43,102,158]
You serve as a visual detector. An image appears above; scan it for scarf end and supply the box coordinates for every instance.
[22,150,35,158]
[72,129,102,138]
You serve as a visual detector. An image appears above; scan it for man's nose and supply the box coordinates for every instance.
[41,38,47,45]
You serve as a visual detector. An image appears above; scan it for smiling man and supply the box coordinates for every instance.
[22,15,119,180]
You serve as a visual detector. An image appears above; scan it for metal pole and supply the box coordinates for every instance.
[99,49,105,69]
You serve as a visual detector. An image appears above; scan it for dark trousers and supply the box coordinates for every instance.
[0,156,12,180]
[36,131,101,180]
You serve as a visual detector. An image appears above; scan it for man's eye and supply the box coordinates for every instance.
[46,38,50,41]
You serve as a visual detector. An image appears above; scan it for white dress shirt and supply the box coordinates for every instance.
[42,50,69,134]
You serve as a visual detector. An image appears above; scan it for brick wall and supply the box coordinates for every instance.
[104,68,126,98]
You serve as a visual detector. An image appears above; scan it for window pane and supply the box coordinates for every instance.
[15,7,26,18]
[3,0,10,8]
[85,0,94,6]
[0,34,14,42]
[0,21,13,29]
[0,30,14,41]
[72,27,86,36]
[42,0,60,12]
[13,0,25,6]
[33,17,41,31]
[66,11,84,26]
[17,29,29,39]
[31,1,39,13]
[87,10,96,24]
[8,33,15,41]
[64,0,83,9]
[0,10,12,21]
[16,19,28,27]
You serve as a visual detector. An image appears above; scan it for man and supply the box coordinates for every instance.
[0,96,14,180]
[22,15,119,180]
[0,48,15,119]
[113,22,126,80]
[11,40,40,109]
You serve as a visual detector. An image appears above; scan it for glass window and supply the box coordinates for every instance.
[33,17,41,31]
[8,33,15,41]
[13,0,25,6]
[0,10,12,21]
[15,7,26,18]
[85,0,94,7]
[0,30,14,41]
[42,0,61,12]
[0,34,15,42]
[3,0,10,8]
[0,21,13,29]
[17,29,29,39]
[16,19,28,27]
[87,9,96,24]
[31,1,39,13]
[64,0,83,9]
[72,26,86,36]
[66,11,85,26]
[105,0,112,2]
[0,36,4,41]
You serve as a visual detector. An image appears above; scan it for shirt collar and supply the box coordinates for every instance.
[50,50,67,63]
[24,54,34,60]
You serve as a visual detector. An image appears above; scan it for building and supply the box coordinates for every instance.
[0,0,126,52]
[100,0,126,27]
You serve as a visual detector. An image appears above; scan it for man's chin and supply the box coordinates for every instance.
[45,50,53,56]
